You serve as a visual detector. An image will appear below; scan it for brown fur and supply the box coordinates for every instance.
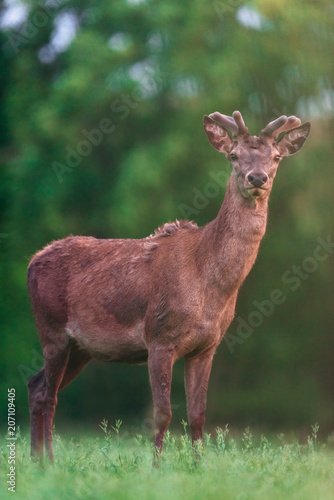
[27,112,310,462]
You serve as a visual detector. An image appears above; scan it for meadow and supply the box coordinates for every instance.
[1,421,334,500]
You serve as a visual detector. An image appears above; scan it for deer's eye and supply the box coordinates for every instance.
[274,155,281,161]
[229,153,238,161]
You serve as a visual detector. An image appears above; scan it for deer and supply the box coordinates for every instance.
[27,110,310,463]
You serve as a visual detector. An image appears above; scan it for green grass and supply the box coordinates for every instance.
[1,422,334,500]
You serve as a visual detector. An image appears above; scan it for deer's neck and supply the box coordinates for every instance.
[197,174,268,294]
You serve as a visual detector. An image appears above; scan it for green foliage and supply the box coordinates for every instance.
[0,0,333,431]
[1,425,334,499]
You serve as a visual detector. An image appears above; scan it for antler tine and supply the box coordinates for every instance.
[232,111,249,136]
[262,115,301,139]
[262,116,287,138]
[273,116,301,138]
[209,111,249,138]
[208,112,239,137]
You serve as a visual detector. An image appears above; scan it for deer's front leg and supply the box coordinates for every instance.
[184,348,215,445]
[148,346,175,458]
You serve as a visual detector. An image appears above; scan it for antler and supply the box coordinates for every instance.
[208,110,249,138]
[261,115,301,140]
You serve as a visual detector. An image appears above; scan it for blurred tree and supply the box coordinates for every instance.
[0,0,333,434]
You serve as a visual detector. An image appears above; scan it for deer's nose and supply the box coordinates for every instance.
[247,173,268,188]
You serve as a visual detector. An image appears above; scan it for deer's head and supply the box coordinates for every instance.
[204,111,310,201]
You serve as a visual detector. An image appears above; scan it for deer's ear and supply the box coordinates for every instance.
[203,115,233,154]
[276,122,311,156]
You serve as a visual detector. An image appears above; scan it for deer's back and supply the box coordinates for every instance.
[28,235,152,320]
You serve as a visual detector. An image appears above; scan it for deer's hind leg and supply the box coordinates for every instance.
[43,337,71,462]
[28,368,46,459]
[29,326,71,461]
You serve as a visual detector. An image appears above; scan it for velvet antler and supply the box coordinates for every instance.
[261,115,301,140]
[208,110,249,138]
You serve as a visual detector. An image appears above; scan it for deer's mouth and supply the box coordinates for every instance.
[247,187,267,198]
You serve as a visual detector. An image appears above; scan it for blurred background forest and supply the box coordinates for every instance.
[0,0,333,438]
